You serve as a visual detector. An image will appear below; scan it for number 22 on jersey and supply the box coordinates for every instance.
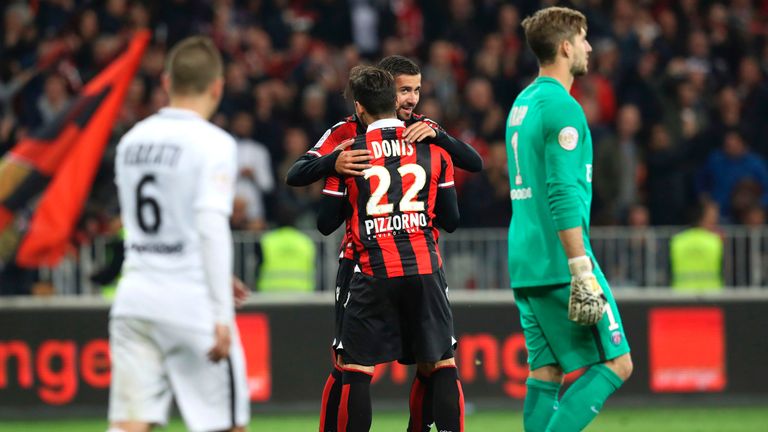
[364,164,426,216]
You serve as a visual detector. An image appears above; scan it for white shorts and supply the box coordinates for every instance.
[108,317,250,431]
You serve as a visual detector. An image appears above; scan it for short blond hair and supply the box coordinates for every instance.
[165,36,223,95]
[521,7,587,66]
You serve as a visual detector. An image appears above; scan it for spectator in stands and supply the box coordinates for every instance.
[618,51,663,126]
[700,86,744,164]
[458,141,510,228]
[738,56,768,159]
[697,128,768,222]
[3,0,768,264]
[646,124,690,226]
[231,196,253,231]
[670,201,723,292]
[593,104,643,224]
[462,77,504,141]
[730,179,765,226]
[257,205,316,293]
[299,84,332,144]
[623,204,651,287]
[422,40,460,120]
[232,111,274,232]
[36,74,70,125]
[275,127,322,228]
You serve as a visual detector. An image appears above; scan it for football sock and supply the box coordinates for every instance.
[407,371,434,432]
[545,364,624,432]
[431,366,464,432]
[319,366,343,432]
[523,378,561,432]
[338,369,373,432]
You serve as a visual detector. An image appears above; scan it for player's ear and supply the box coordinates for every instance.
[561,37,573,60]
[210,76,224,101]
[354,100,365,119]
[161,73,172,95]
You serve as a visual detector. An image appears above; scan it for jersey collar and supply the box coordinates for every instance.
[535,76,567,91]
[158,107,205,120]
[366,118,404,132]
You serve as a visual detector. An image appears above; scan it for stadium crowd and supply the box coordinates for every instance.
[2,0,768,240]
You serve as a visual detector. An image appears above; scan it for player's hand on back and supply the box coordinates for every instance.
[567,256,607,326]
[208,323,231,362]
[233,276,249,308]
[334,138,372,176]
[403,121,437,143]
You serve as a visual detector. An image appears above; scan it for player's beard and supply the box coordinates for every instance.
[571,54,588,76]
[397,105,414,120]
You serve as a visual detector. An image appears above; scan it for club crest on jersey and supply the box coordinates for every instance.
[558,126,579,151]
[611,330,623,346]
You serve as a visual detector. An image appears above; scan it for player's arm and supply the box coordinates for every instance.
[433,151,460,232]
[196,135,238,361]
[433,130,483,172]
[285,151,342,186]
[286,126,372,186]
[404,118,483,172]
[543,99,605,325]
[317,175,347,235]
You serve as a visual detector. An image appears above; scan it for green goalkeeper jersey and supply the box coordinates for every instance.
[505,76,596,288]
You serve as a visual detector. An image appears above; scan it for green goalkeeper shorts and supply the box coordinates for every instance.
[513,271,630,373]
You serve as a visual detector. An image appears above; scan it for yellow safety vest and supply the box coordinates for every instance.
[670,228,723,291]
[258,227,316,292]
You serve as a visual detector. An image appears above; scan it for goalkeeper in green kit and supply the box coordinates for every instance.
[505,7,633,432]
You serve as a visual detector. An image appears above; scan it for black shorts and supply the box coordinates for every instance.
[332,258,356,349]
[339,269,456,366]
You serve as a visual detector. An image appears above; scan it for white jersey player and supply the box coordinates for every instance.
[109,36,249,432]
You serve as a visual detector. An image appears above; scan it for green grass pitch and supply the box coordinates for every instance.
[1,406,766,431]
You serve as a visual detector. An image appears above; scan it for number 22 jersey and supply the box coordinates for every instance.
[323,118,455,278]
[112,108,237,330]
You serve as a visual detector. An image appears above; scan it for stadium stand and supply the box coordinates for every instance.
[2,0,768,293]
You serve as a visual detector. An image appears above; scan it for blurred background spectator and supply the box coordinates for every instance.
[670,200,724,292]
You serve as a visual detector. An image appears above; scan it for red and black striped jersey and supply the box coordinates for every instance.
[305,113,441,158]
[322,118,455,278]
[309,114,443,261]
[305,114,366,158]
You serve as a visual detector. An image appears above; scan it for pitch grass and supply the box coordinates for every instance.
[1,406,766,431]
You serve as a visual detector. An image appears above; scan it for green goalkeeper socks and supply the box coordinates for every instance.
[524,378,561,432]
[545,364,624,432]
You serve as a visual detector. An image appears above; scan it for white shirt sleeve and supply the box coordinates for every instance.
[195,133,237,215]
[195,131,236,324]
[196,209,234,324]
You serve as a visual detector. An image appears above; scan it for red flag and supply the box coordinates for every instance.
[14,30,150,267]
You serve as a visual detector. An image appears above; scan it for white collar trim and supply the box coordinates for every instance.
[366,118,404,132]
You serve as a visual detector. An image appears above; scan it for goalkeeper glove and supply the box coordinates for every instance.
[567,256,607,326]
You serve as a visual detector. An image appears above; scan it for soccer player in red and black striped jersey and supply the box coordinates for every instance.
[318,66,464,432]
[287,56,479,432]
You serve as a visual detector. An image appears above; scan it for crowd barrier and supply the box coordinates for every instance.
[45,227,768,295]
[1,290,766,417]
